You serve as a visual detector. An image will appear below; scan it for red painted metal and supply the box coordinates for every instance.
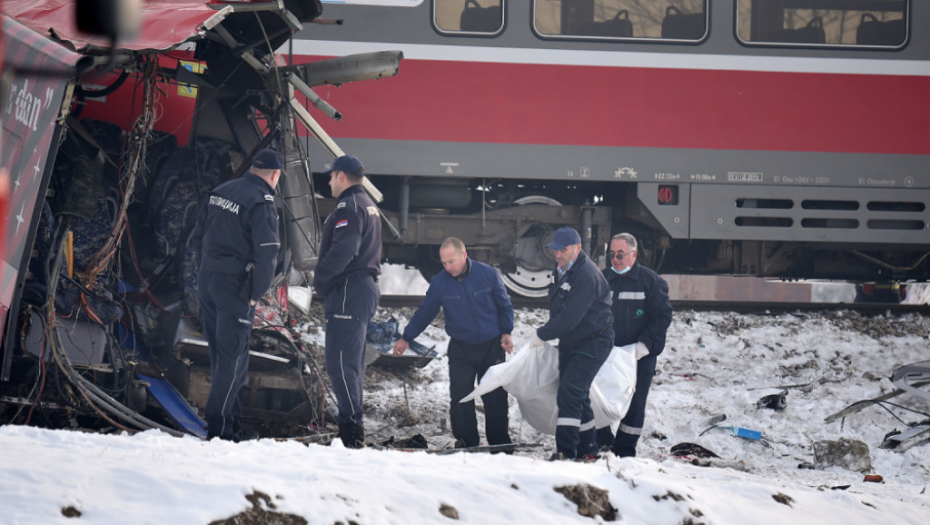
[298,55,930,156]
[3,0,224,52]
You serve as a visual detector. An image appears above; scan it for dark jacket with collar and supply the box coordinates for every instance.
[402,258,514,346]
[602,262,672,356]
[192,172,280,302]
[313,184,382,296]
[537,250,614,349]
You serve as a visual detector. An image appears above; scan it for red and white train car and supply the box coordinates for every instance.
[294,0,928,296]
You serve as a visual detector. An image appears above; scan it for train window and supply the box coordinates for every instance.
[533,0,707,41]
[435,0,504,34]
[736,0,909,48]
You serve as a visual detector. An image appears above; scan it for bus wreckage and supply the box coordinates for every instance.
[0,0,402,438]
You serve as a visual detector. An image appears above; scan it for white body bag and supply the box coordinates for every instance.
[461,341,638,435]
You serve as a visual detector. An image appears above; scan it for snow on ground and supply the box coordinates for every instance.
[2,297,930,523]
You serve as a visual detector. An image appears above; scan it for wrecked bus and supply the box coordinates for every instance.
[0,0,400,438]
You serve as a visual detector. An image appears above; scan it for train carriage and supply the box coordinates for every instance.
[293,0,929,296]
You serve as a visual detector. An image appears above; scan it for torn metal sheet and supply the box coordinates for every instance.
[4,0,233,53]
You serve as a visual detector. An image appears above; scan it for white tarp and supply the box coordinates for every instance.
[462,341,638,435]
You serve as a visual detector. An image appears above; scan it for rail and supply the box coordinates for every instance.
[371,295,930,316]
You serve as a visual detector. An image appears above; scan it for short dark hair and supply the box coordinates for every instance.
[441,237,466,254]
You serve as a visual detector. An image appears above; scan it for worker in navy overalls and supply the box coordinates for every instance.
[192,149,282,441]
[596,233,672,457]
[313,155,382,448]
[533,227,614,460]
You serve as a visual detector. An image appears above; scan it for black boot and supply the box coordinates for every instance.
[339,422,365,449]
[339,422,358,448]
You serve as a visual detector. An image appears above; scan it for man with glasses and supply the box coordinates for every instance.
[532,227,614,460]
[597,233,673,457]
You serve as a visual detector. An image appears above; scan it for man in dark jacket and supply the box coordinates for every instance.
[533,227,614,460]
[192,148,282,441]
[596,233,673,457]
[393,237,514,448]
[313,155,382,448]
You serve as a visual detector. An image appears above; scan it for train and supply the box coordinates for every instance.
[0,0,925,435]
[291,0,929,297]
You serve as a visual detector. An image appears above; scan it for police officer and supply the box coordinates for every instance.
[532,227,614,460]
[596,233,672,457]
[313,155,382,449]
[192,148,282,441]
[392,237,514,449]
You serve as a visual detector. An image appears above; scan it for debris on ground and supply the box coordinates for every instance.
[208,491,306,525]
[756,390,788,411]
[553,484,618,521]
[813,438,872,473]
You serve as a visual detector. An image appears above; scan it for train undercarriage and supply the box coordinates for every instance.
[333,175,930,298]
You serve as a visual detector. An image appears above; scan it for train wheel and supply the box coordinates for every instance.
[500,196,559,298]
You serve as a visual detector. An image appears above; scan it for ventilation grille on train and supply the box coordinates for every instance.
[734,198,926,231]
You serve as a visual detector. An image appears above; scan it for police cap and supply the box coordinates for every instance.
[252,149,284,170]
[322,155,365,177]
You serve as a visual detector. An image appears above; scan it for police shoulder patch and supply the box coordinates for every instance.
[366,205,379,217]
[264,195,275,202]
[336,219,349,229]
[336,202,347,209]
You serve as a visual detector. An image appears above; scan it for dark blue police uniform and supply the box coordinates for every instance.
[313,177,381,446]
[537,247,614,459]
[401,258,514,447]
[597,262,672,456]
[191,154,280,440]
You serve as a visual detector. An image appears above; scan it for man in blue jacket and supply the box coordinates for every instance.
[393,237,514,448]
[192,148,282,441]
[533,227,614,460]
[313,155,382,448]
[596,233,673,457]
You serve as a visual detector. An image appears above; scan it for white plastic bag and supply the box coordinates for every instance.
[590,344,638,428]
[461,341,637,435]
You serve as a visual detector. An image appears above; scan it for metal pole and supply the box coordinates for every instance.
[581,205,593,256]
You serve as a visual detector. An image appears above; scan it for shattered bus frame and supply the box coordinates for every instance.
[0,0,400,438]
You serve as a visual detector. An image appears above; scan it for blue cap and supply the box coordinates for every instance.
[323,155,365,177]
[546,227,582,250]
[251,149,284,170]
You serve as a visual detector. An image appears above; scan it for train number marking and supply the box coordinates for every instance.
[727,172,763,182]
[690,174,716,181]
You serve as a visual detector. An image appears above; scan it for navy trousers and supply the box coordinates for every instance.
[597,354,657,457]
[448,337,512,447]
[324,275,380,425]
[556,333,612,458]
[198,269,255,438]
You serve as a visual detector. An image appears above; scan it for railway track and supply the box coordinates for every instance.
[376,295,930,316]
